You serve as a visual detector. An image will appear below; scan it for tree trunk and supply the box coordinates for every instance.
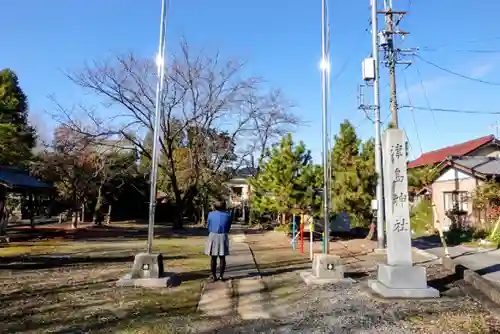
[201,203,205,226]
[0,188,7,236]
[29,193,35,228]
[92,184,103,224]
[106,205,112,224]
[80,202,85,223]
[71,211,78,229]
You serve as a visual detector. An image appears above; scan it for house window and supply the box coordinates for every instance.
[232,187,243,196]
[443,191,469,212]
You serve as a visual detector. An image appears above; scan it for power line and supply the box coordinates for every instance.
[401,105,500,115]
[402,71,423,154]
[416,55,500,86]
[421,47,500,54]
[414,63,440,132]
[421,36,500,51]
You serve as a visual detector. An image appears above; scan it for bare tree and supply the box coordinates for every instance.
[33,126,99,228]
[55,40,299,228]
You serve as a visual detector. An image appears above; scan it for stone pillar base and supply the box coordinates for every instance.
[369,263,439,298]
[117,253,177,288]
[300,253,355,285]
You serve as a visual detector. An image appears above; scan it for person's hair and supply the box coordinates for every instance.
[213,200,226,211]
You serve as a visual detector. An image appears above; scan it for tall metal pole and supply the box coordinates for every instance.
[371,0,385,249]
[321,0,330,254]
[147,0,169,254]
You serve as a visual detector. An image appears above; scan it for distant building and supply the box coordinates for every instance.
[225,167,255,207]
[408,135,500,230]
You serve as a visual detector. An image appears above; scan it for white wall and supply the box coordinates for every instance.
[435,168,471,182]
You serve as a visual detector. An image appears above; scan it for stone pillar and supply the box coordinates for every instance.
[369,129,439,298]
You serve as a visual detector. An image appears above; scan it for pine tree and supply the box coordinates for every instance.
[250,133,320,222]
[330,120,376,226]
[0,69,36,167]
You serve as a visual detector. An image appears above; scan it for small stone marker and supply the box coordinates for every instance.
[369,129,439,298]
[117,253,174,288]
[300,253,355,285]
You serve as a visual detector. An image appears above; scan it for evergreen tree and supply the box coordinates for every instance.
[330,120,376,226]
[0,69,36,166]
[250,133,320,220]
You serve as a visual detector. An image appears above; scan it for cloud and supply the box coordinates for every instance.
[398,75,450,105]
[467,62,495,78]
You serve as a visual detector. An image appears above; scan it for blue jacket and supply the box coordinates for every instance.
[207,210,232,234]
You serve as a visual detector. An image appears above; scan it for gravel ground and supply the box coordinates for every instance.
[193,265,500,334]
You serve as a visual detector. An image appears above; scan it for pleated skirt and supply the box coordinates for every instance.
[204,232,230,256]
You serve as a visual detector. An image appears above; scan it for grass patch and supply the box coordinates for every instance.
[0,232,209,333]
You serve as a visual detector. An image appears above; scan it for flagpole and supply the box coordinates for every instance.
[147,0,169,254]
[321,0,330,254]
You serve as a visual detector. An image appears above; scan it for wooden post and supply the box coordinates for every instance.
[432,203,450,257]
[300,214,304,255]
[29,193,34,228]
[309,214,314,260]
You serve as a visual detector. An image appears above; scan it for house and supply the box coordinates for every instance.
[430,156,500,230]
[407,135,500,230]
[225,167,255,207]
[408,135,500,169]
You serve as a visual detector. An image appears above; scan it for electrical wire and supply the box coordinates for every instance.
[402,71,423,154]
[416,55,500,86]
[414,62,441,132]
[401,106,500,115]
[421,47,500,54]
[421,36,500,51]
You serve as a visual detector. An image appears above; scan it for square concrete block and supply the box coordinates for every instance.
[117,274,174,288]
[300,271,355,285]
[369,263,440,299]
[377,263,428,289]
[130,252,165,279]
[117,252,177,288]
[312,253,345,279]
[368,279,440,299]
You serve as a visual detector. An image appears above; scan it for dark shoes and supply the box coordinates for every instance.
[209,276,219,282]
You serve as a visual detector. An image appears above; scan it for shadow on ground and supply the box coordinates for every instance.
[0,254,187,270]
[5,222,267,243]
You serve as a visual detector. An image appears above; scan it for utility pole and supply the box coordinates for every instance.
[370,0,385,249]
[491,121,500,138]
[379,1,410,129]
[387,11,398,128]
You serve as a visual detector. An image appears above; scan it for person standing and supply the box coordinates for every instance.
[205,200,232,281]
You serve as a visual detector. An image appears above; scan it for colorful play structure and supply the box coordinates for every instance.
[291,213,327,260]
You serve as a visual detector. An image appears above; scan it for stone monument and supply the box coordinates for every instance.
[300,215,354,285]
[117,253,175,288]
[369,128,439,298]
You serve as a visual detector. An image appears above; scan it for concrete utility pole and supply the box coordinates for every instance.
[386,12,398,128]
[380,0,410,129]
[371,0,385,250]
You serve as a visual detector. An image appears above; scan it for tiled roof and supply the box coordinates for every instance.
[408,135,495,169]
[447,156,500,177]
[0,166,52,190]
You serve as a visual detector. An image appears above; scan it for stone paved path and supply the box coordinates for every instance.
[197,224,270,319]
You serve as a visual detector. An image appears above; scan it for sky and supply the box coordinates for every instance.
[3,0,500,162]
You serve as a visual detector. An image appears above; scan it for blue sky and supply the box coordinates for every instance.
[3,0,500,162]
